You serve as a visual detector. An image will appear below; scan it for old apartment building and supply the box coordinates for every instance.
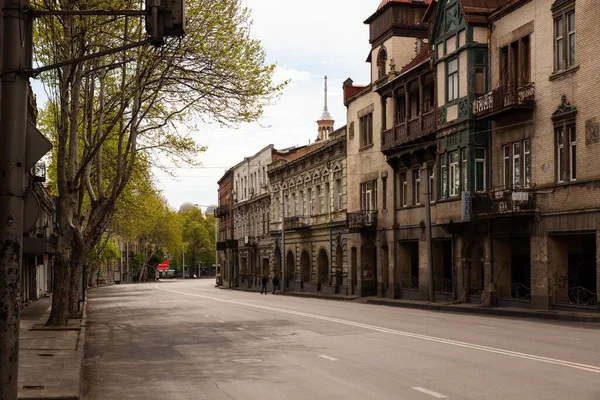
[215,167,235,287]
[339,0,599,311]
[268,87,348,294]
[231,145,273,289]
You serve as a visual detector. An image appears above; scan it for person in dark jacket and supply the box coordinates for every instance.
[272,275,280,295]
[261,275,269,295]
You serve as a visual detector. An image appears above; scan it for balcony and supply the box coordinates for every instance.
[284,215,310,230]
[381,110,436,152]
[347,210,378,231]
[472,188,536,217]
[474,83,535,119]
[214,206,229,219]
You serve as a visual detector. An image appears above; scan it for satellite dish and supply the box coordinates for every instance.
[23,190,40,234]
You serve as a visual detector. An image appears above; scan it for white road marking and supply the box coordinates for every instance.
[156,285,600,374]
[204,315,210,318]
[218,320,226,323]
[237,327,246,331]
[319,355,338,361]
[412,387,448,398]
[558,336,582,341]
[475,325,496,330]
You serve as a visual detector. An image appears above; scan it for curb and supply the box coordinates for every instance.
[77,297,87,400]
[366,299,600,323]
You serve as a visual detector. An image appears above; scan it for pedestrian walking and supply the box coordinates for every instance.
[261,275,269,295]
[272,275,280,295]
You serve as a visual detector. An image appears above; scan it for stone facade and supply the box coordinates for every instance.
[216,168,234,287]
[232,145,274,289]
[268,127,348,294]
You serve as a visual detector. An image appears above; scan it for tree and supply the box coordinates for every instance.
[33,0,285,325]
[179,208,216,274]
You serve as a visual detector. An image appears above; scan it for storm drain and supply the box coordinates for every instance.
[231,358,264,364]
[271,332,296,337]
[22,385,45,390]
[37,353,54,357]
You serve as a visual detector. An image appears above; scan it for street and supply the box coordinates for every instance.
[83,280,600,400]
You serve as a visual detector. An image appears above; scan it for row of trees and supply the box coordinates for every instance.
[31,0,285,326]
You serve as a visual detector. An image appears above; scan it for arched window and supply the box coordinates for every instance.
[377,48,387,79]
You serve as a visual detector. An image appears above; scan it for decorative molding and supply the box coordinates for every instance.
[438,107,447,125]
[586,118,600,146]
[552,95,577,121]
[458,98,469,120]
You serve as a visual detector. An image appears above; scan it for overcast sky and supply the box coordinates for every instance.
[33,0,379,210]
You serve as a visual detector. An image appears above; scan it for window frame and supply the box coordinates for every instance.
[447,58,459,102]
[475,147,486,193]
[413,169,421,206]
[382,176,387,210]
[449,151,459,197]
[553,3,576,73]
[401,172,408,208]
[359,113,374,148]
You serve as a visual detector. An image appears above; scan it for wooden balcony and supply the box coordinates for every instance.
[472,188,536,218]
[474,83,535,120]
[347,210,378,231]
[381,110,436,152]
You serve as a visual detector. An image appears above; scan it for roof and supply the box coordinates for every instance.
[319,110,334,121]
[378,0,433,10]
[400,45,431,74]
[461,0,512,22]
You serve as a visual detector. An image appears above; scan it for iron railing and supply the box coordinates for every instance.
[284,215,310,230]
[568,286,597,307]
[474,82,535,117]
[347,210,378,230]
[472,187,535,216]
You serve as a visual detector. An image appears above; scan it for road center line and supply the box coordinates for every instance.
[156,285,600,374]
[412,387,448,398]
[558,336,582,341]
[319,355,338,361]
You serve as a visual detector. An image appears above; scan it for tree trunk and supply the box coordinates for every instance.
[88,265,99,287]
[46,250,71,326]
[68,246,86,317]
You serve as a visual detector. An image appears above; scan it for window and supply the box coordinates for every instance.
[360,181,377,211]
[307,188,312,216]
[499,35,530,88]
[360,113,374,148]
[475,148,486,192]
[413,170,421,205]
[316,185,322,214]
[447,58,459,102]
[554,5,575,72]
[440,154,448,199]
[429,165,435,202]
[382,177,387,210]
[299,191,304,216]
[377,48,387,79]
[292,193,297,216]
[401,172,408,208]
[334,178,342,211]
[513,142,521,187]
[474,52,487,95]
[449,151,459,197]
[569,126,577,181]
[503,140,532,188]
[325,182,330,214]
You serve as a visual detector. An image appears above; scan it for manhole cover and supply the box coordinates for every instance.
[272,332,296,337]
[232,358,264,364]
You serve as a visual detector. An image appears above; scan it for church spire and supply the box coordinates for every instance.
[317,75,334,141]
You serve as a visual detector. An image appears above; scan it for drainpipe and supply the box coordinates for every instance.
[392,162,398,299]
[329,173,333,289]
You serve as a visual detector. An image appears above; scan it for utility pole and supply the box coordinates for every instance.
[423,163,434,303]
[0,0,30,395]
[214,218,219,283]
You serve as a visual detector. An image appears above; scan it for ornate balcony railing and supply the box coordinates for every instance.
[381,111,437,152]
[474,82,535,118]
[347,210,378,230]
[472,187,536,217]
[284,215,310,230]
[569,287,597,307]
[214,206,229,218]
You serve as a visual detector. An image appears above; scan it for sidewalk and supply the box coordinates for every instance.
[366,297,600,323]
[18,296,86,400]
[219,285,361,301]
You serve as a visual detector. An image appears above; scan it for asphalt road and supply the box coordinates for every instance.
[83,280,600,400]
